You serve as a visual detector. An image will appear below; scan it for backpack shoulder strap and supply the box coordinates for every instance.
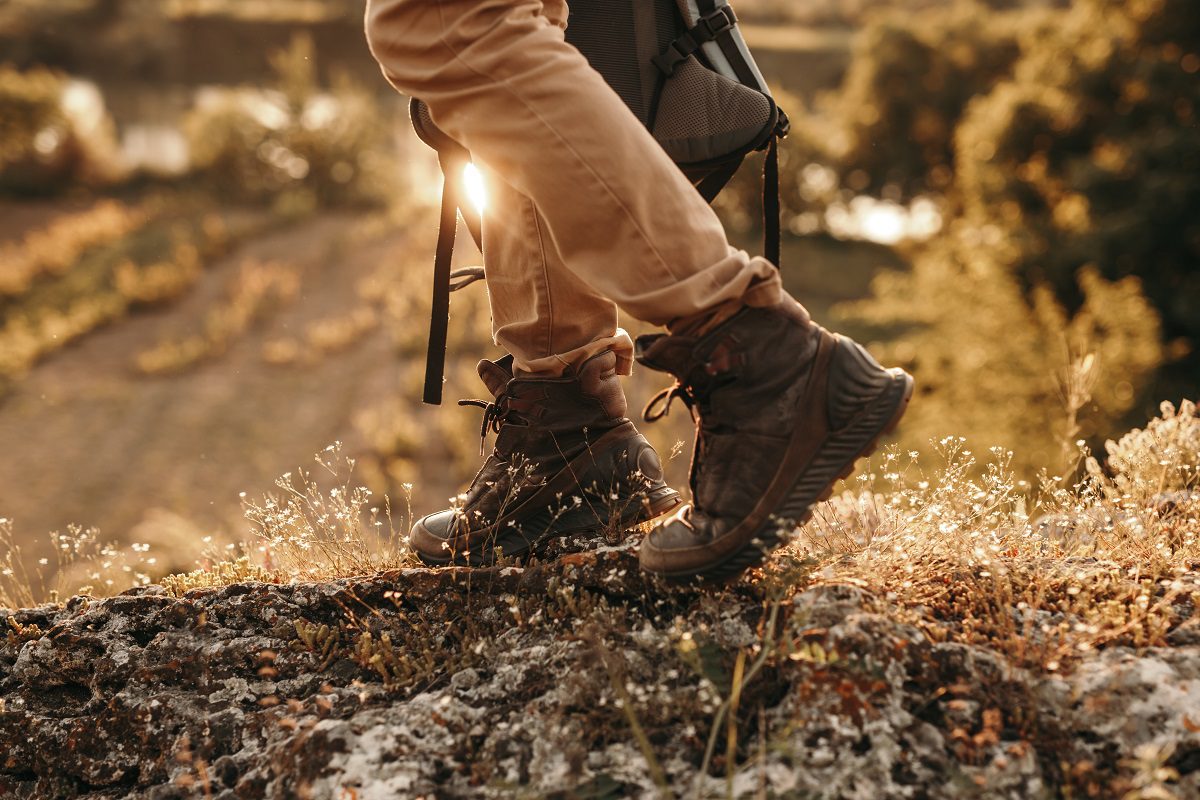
[678,0,771,93]
[763,135,781,269]
[424,152,461,406]
[411,98,488,405]
[424,151,487,406]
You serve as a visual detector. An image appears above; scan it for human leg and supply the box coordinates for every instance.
[478,164,633,377]
[364,0,782,326]
[365,0,912,576]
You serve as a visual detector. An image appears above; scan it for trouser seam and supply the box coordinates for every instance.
[529,204,555,359]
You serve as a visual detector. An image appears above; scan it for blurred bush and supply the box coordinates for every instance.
[718,1,1044,234]
[0,200,150,297]
[184,33,397,210]
[844,228,1164,474]
[135,258,299,375]
[804,0,1198,461]
[0,202,232,387]
[954,0,1200,380]
[0,63,123,194]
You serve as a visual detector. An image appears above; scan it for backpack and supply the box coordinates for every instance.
[410,0,787,404]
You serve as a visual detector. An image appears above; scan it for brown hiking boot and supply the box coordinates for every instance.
[410,351,682,566]
[635,300,913,580]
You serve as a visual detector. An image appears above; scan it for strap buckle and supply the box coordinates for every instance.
[652,6,739,77]
[696,6,738,40]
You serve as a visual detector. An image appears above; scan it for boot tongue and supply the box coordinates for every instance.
[634,333,699,378]
[476,356,514,399]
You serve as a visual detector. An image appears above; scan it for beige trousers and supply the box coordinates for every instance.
[365,0,783,376]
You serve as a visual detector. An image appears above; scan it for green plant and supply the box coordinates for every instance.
[5,616,44,647]
[183,33,398,210]
[0,63,122,194]
[292,618,342,670]
[842,231,1163,475]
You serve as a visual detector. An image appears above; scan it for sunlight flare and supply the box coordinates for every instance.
[463,161,487,214]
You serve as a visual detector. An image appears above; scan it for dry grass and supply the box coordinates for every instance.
[2,399,1195,798]
[0,200,151,297]
[0,201,236,385]
[242,441,414,581]
[3,395,1196,687]
[0,517,158,609]
[795,399,1199,671]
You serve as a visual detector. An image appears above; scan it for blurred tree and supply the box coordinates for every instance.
[955,0,1200,389]
[825,1,1046,198]
[823,0,1197,458]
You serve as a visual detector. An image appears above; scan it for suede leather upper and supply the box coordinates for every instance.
[637,301,908,577]
[410,351,679,565]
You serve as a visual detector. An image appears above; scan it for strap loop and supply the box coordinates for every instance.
[423,154,464,406]
[652,6,738,77]
[449,267,486,292]
[643,383,694,423]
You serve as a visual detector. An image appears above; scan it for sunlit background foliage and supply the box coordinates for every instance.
[0,0,1195,590]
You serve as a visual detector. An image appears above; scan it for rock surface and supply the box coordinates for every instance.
[2,543,1198,799]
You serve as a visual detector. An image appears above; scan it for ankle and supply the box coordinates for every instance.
[668,294,813,338]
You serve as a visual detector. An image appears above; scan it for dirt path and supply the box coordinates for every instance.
[0,212,416,569]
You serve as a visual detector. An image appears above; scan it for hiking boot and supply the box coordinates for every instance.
[635,300,913,580]
[410,351,682,566]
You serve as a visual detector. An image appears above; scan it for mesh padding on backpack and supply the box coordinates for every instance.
[411,99,439,148]
[410,97,470,160]
[564,0,649,123]
[651,57,774,165]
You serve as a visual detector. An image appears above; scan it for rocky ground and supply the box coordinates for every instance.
[2,539,1198,799]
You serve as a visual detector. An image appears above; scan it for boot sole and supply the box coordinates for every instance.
[653,368,914,583]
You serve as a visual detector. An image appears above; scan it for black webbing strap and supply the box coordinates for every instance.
[695,0,758,87]
[763,135,781,268]
[652,5,738,76]
[693,134,782,269]
[424,153,461,405]
[424,154,487,405]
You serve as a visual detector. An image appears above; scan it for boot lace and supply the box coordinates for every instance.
[458,395,512,455]
[642,382,696,423]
